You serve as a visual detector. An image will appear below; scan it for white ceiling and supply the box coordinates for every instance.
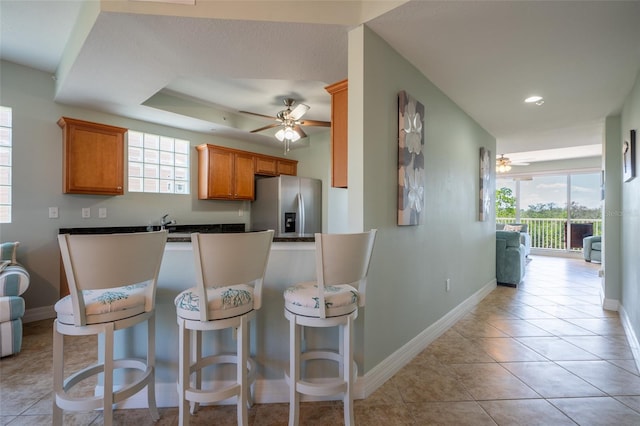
[1,0,639,161]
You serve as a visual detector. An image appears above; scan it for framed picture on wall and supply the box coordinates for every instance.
[397,90,425,226]
[623,129,636,182]
[479,147,491,221]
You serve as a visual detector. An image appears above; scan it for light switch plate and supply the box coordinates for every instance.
[48,207,58,219]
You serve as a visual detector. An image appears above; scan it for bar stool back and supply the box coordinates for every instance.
[283,229,377,426]
[174,230,274,426]
[53,230,167,426]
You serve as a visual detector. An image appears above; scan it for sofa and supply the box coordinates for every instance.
[496,223,531,257]
[1,242,30,357]
[496,230,526,287]
[583,235,602,263]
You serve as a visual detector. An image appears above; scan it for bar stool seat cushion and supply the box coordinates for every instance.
[175,284,254,321]
[54,282,149,325]
[284,281,359,318]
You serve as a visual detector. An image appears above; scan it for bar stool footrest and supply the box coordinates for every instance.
[57,358,152,412]
[297,378,347,397]
[181,354,257,404]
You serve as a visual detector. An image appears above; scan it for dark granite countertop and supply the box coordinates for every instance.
[272,237,315,243]
[59,223,245,242]
[58,224,314,243]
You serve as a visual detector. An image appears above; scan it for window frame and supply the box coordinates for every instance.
[127,130,190,194]
[0,106,12,224]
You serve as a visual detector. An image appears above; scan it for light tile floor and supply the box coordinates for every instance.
[2,255,640,425]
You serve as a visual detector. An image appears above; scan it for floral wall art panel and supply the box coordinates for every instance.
[479,147,491,221]
[398,90,425,226]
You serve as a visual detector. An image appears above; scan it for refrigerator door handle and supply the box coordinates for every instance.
[297,192,305,236]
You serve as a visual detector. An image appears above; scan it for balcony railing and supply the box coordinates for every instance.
[497,217,602,251]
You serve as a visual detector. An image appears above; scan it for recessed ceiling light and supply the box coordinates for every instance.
[524,96,544,106]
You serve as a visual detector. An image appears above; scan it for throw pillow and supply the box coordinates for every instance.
[503,224,522,232]
[0,241,19,263]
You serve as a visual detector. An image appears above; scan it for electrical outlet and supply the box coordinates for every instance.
[446,278,451,292]
[238,208,244,217]
[82,208,90,218]
[99,207,107,218]
[48,207,59,219]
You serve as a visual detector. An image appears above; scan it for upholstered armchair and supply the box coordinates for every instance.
[583,235,602,263]
[1,242,30,357]
[496,223,531,257]
[496,230,525,287]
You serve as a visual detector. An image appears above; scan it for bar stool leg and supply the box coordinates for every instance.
[103,323,115,426]
[178,319,190,426]
[52,322,64,426]
[343,318,354,426]
[238,316,249,426]
[190,329,202,415]
[147,314,160,421]
[288,319,301,426]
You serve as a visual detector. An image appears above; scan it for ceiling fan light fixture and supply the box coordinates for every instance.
[275,126,301,142]
[524,95,544,106]
[496,155,512,173]
[284,126,299,141]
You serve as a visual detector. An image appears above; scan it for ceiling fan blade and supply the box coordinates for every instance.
[299,119,331,127]
[239,110,278,120]
[250,123,281,133]
[289,103,310,120]
[293,125,307,139]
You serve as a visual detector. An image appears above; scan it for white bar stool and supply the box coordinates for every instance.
[53,230,167,426]
[174,230,274,426]
[283,229,377,426]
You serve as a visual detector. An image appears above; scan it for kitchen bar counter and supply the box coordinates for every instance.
[106,239,330,408]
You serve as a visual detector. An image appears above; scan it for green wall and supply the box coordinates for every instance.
[621,69,640,340]
[348,26,497,372]
[604,115,622,304]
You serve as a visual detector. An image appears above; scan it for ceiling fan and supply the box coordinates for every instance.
[240,98,331,152]
[496,154,530,173]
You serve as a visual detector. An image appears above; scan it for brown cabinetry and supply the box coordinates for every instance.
[196,145,255,200]
[197,145,298,200]
[254,154,297,177]
[276,159,297,176]
[325,79,348,188]
[254,155,278,176]
[58,117,127,195]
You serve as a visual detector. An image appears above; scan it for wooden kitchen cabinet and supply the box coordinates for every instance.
[197,144,298,200]
[254,155,278,176]
[325,79,348,188]
[197,145,255,200]
[276,159,297,176]
[254,154,298,177]
[58,117,127,195]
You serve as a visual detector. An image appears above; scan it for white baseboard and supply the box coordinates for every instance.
[23,305,55,323]
[360,278,497,398]
[100,278,497,409]
[602,298,620,311]
[600,287,620,312]
[620,305,640,377]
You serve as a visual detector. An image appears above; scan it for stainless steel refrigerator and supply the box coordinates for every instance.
[251,175,322,237]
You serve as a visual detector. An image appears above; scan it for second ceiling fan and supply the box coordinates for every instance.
[241,98,331,152]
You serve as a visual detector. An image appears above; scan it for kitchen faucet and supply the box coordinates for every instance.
[160,214,176,230]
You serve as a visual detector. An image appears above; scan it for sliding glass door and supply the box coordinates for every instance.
[496,172,602,253]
